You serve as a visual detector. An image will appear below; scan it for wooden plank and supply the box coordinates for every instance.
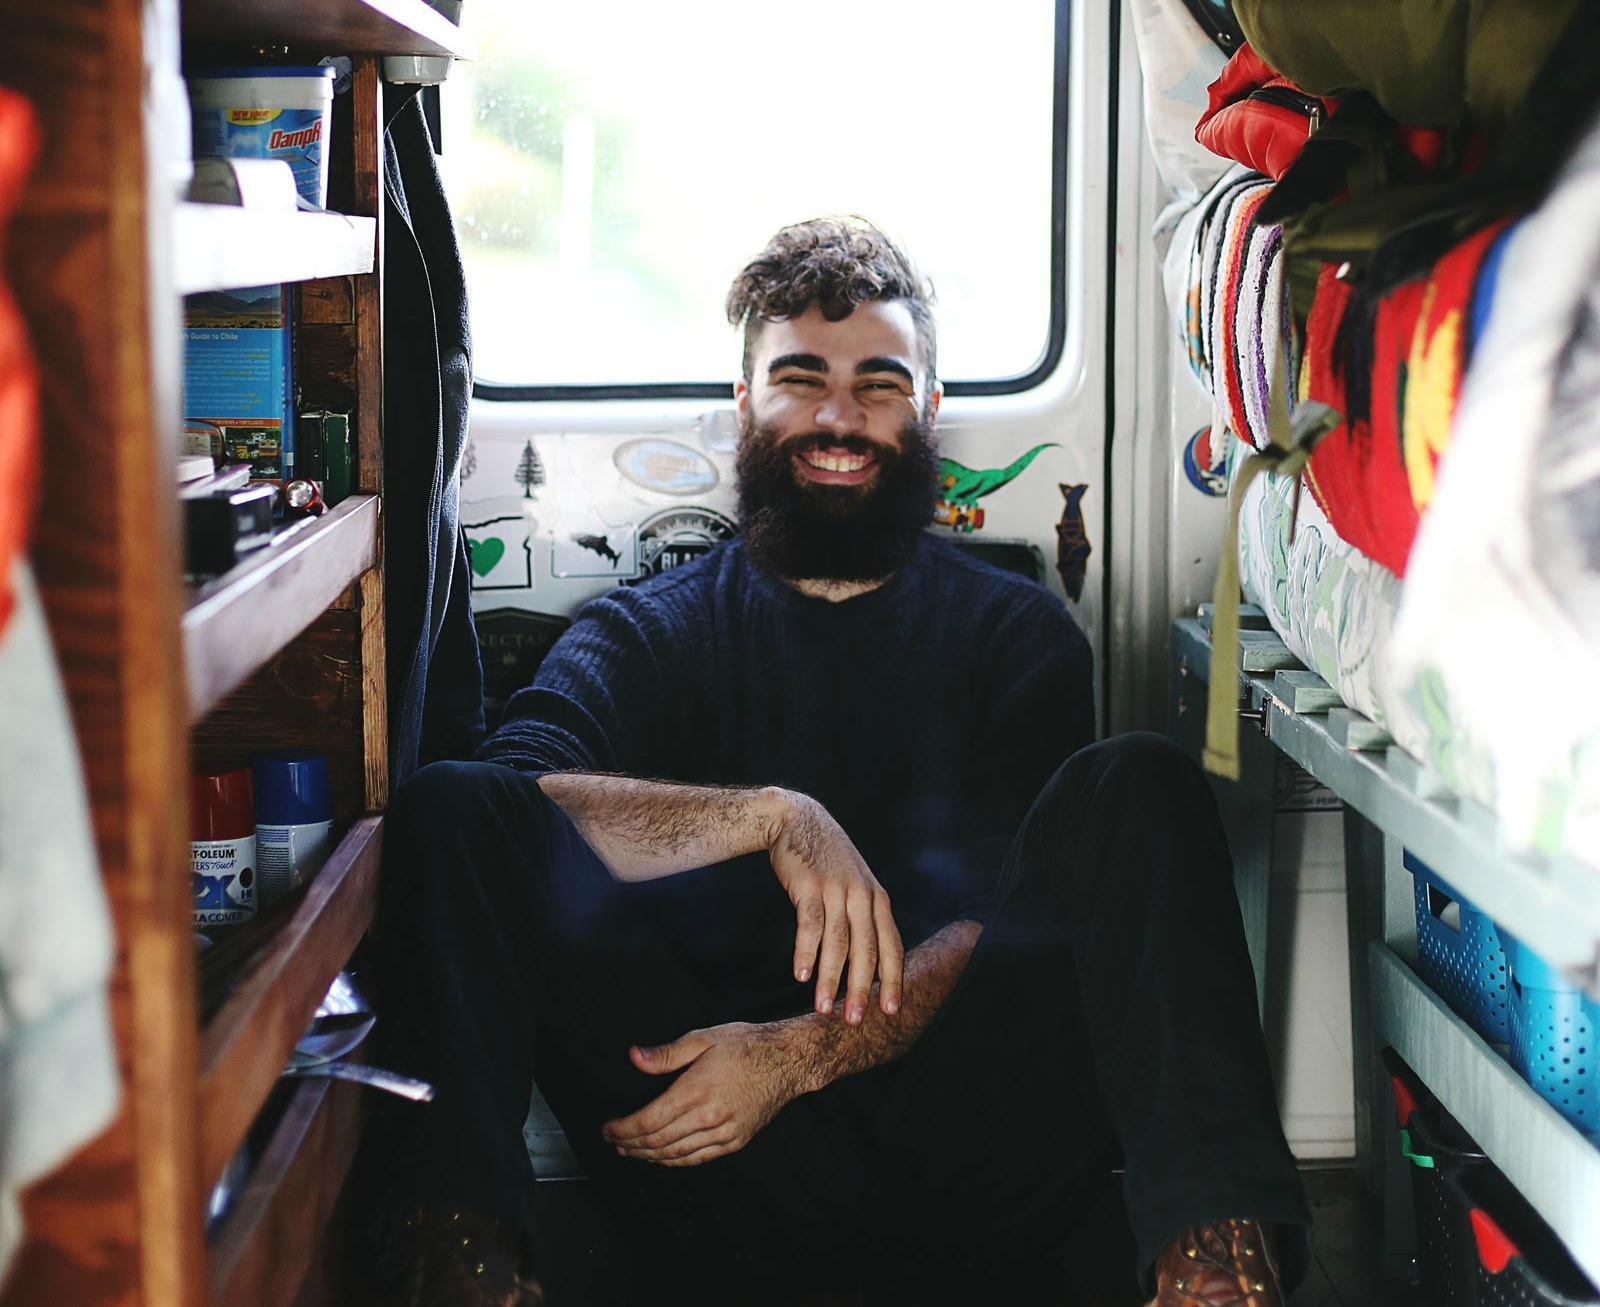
[180,0,474,58]
[1273,669,1343,715]
[1328,706,1393,752]
[351,58,385,498]
[174,206,374,295]
[206,1077,366,1307]
[359,567,389,810]
[1199,601,1269,634]
[350,56,389,809]
[1,0,203,1301]
[196,817,383,1194]
[1239,630,1302,674]
[183,495,379,721]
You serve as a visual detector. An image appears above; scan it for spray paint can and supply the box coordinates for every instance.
[252,753,332,906]
[192,769,257,926]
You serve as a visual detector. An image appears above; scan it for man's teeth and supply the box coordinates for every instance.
[802,449,871,473]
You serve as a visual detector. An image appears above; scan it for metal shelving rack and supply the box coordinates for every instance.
[1171,613,1600,1287]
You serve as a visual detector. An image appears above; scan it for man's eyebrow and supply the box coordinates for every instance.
[855,357,915,384]
[767,353,828,375]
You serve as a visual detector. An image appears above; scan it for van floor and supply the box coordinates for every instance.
[527,1110,1425,1304]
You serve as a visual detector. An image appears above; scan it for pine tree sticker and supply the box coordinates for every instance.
[514,439,545,499]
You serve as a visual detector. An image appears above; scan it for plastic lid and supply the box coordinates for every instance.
[192,769,255,841]
[189,65,337,79]
[252,753,331,824]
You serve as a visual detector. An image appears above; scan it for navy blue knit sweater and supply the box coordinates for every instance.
[477,535,1094,948]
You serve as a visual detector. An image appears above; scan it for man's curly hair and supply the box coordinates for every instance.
[726,217,937,384]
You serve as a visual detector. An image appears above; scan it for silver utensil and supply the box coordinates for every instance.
[281,1060,435,1102]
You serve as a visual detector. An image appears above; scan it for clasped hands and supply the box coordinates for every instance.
[604,793,902,1167]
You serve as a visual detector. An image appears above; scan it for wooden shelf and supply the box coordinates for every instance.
[184,494,379,722]
[175,205,376,295]
[196,816,383,1194]
[1372,945,1600,1286]
[181,0,475,58]
[207,1075,366,1306]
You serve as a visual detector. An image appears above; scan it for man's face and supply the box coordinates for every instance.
[734,300,940,487]
[733,302,943,582]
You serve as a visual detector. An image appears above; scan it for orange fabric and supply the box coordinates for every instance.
[1197,44,1334,180]
[0,88,40,637]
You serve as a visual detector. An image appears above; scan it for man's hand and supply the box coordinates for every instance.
[601,1023,804,1167]
[764,792,903,1024]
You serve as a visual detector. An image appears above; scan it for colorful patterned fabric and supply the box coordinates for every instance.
[1401,217,1515,515]
[1392,116,1600,869]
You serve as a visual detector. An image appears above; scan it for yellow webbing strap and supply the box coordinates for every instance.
[1203,355,1340,780]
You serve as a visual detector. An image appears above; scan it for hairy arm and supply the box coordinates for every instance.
[605,919,982,1166]
[534,772,785,883]
[537,772,904,1021]
[774,918,982,1091]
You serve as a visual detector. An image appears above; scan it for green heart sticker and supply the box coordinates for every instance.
[468,536,507,577]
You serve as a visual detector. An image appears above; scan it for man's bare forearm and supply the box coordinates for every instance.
[771,919,982,1093]
[536,772,790,881]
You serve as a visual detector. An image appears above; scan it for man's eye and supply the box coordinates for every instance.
[780,375,823,387]
[861,381,904,393]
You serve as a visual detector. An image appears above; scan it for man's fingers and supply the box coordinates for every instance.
[875,889,904,1016]
[614,1104,721,1153]
[655,1137,740,1167]
[614,1123,733,1163]
[629,1031,709,1076]
[791,891,825,984]
[842,889,877,1025]
[603,1085,691,1143]
[813,888,850,1015]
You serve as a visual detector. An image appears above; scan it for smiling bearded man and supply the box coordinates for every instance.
[734,408,940,583]
[356,217,1311,1307]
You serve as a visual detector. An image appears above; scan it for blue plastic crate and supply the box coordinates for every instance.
[1497,928,1600,1139]
[1409,852,1511,1044]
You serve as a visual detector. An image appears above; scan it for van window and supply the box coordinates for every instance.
[444,1,1065,396]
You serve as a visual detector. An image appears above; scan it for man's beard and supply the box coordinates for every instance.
[735,412,940,583]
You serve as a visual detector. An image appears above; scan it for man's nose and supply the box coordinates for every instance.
[813,392,867,435]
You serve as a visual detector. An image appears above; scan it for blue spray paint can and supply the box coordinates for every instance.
[252,753,332,906]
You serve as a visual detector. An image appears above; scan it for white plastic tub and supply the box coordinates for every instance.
[188,66,335,209]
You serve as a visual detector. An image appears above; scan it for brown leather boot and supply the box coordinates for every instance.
[369,1205,545,1306]
[1151,1217,1284,1307]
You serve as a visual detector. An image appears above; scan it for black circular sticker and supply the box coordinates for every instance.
[626,507,738,584]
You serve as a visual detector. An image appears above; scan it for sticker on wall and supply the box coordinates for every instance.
[1182,427,1228,497]
[934,442,1060,533]
[1054,483,1092,603]
[551,525,639,579]
[613,438,720,497]
[514,439,546,500]
[625,507,737,584]
[475,608,573,720]
[465,515,535,591]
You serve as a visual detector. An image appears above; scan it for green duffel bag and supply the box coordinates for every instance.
[1235,0,1577,127]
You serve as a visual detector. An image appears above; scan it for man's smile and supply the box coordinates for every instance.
[790,439,883,486]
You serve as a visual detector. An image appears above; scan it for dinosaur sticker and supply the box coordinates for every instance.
[1055,483,1092,602]
[934,442,1060,533]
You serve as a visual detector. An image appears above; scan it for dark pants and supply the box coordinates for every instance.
[359,733,1310,1302]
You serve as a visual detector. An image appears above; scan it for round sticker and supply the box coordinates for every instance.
[613,439,720,496]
